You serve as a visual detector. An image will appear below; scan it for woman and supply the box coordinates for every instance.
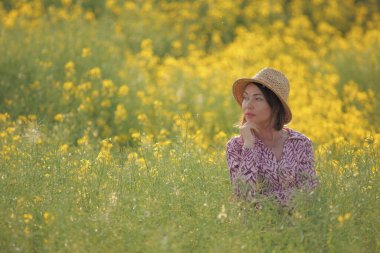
[226,67,317,205]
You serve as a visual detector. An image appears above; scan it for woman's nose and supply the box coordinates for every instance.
[243,99,254,108]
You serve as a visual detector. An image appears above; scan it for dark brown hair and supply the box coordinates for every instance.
[239,83,286,130]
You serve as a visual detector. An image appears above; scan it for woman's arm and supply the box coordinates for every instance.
[296,139,318,190]
[226,137,259,198]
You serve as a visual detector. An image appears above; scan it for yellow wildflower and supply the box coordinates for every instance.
[136,158,146,168]
[63,81,74,91]
[61,0,72,7]
[23,213,33,223]
[54,114,64,122]
[101,100,111,108]
[124,2,136,10]
[172,40,182,50]
[84,11,95,21]
[137,113,148,124]
[102,79,114,89]
[77,135,88,146]
[59,144,69,154]
[81,47,91,58]
[6,127,15,134]
[131,132,141,141]
[96,139,113,162]
[0,113,10,122]
[43,212,55,224]
[338,213,351,223]
[88,67,101,79]
[64,61,75,77]
[127,152,139,161]
[118,85,129,97]
[79,159,91,177]
[114,104,128,123]
[213,131,227,143]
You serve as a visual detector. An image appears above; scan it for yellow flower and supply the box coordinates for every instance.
[63,81,74,91]
[131,132,141,141]
[136,158,146,168]
[79,159,91,177]
[88,67,101,79]
[54,113,64,122]
[81,47,91,58]
[31,81,40,89]
[43,212,55,224]
[213,131,227,143]
[153,100,162,110]
[64,61,75,77]
[0,113,10,122]
[6,127,15,134]
[172,40,182,50]
[101,100,111,108]
[127,152,138,162]
[96,139,113,162]
[117,85,129,97]
[77,135,88,146]
[3,10,17,29]
[124,2,136,10]
[61,0,72,7]
[137,113,148,124]
[338,213,351,223]
[102,79,113,89]
[84,11,95,21]
[114,104,128,123]
[23,213,33,223]
[59,144,69,154]
[28,115,37,121]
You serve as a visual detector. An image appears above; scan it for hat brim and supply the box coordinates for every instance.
[232,78,292,124]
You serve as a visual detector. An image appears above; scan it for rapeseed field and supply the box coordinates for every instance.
[0,0,379,252]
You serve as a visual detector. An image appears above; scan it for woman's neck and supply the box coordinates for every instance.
[255,127,282,142]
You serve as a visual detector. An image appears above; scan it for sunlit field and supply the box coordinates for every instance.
[1,0,380,252]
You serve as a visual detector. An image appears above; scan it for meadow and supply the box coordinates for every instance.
[0,0,380,252]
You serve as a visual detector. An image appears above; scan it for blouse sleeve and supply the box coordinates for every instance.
[226,137,258,198]
[296,139,318,190]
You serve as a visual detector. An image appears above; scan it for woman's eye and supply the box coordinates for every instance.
[255,97,263,101]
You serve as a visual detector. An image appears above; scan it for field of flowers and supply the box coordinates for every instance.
[0,0,380,252]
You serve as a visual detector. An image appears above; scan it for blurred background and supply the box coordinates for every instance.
[0,0,379,150]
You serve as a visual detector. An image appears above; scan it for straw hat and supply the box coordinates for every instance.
[232,67,292,124]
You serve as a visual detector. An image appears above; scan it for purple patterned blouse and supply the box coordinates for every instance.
[226,128,317,205]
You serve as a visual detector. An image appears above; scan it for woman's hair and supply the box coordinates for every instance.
[239,82,286,131]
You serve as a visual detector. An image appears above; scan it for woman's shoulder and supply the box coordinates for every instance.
[226,135,243,147]
[285,128,312,144]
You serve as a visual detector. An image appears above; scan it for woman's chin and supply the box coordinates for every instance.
[245,118,256,124]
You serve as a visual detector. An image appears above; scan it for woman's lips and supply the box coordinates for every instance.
[245,112,255,117]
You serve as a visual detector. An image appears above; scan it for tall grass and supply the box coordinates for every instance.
[0,134,379,252]
[1,0,380,252]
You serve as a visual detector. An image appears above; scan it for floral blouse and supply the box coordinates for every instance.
[226,128,317,205]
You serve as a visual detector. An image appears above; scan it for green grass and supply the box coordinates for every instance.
[1,137,379,252]
[1,1,380,252]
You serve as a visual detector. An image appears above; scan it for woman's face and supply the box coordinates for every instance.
[242,84,272,127]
